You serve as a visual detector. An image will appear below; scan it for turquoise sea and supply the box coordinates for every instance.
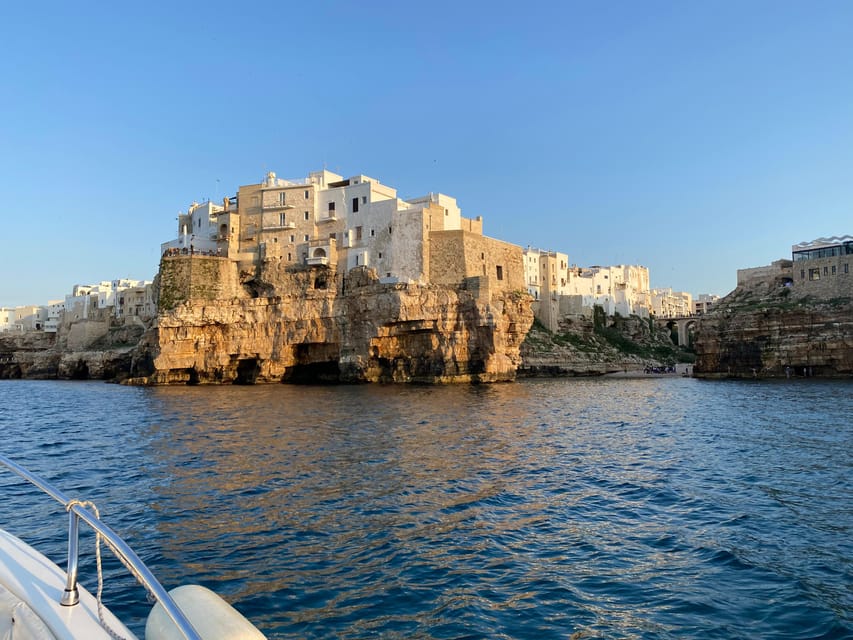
[0,378,850,639]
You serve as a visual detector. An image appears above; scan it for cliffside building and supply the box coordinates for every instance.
[650,288,693,318]
[522,247,652,330]
[792,235,853,298]
[693,294,720,315]
[64,280,155,323]
[162,169,524,294]
[0,306,48,332]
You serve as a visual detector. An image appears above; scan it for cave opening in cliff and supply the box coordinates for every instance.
[235,358,260,385]
[70,360,89,380]
[282,343,341,384]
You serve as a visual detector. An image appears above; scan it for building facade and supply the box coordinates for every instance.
[162,169,524,294]
[650,288,693,318]
[693,293,720,315]
[791,236,853,298]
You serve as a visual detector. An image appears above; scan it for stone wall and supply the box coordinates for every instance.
[158,255,241,311]
[736,260,792,287]
[429,230,524,293]
[792,256,853,298]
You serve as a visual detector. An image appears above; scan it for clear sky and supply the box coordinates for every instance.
[2,1,851,307]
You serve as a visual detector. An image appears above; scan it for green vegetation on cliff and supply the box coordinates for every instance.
[520,310,694,376]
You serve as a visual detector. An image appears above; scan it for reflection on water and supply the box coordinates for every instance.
[0,379,851,639]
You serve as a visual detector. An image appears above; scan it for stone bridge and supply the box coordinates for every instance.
[654,316,700,347]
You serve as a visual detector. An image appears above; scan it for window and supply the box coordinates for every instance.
[845,263,850,274]
[824,266,829,275]
[496,265,504,281]
[328,202,335,212]
[355,255,359,266]
[279,192,286,205]
[304,211,309,220]
[809,268,821,281]
[832,265,837,275]
[329,233,336,240]
[304,190,309,199]
[370,229,375,237]
[290,235,295,243]
[801,269,805,280]
[378,252,382,259]
[352,197,359,213]
[356,226,363,241]
[304,235,309,242]
[287,253,291,261]
[362,196,367,204]
[279,213,286,226]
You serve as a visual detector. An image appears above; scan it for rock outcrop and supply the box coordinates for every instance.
[519,312,690,376]
[693,280,853,378]
[127,257,533,384]
[0,317,146,381]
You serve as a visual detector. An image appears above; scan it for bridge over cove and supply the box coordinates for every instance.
[654,316,699,347]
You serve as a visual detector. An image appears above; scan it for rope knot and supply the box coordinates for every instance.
[66,498,100,518]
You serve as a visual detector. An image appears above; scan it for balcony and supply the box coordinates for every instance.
[318,213,337,222]
[262,202,295,210]
[261,222,296,231]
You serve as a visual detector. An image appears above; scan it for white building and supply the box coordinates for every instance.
[44,300,64,333]
[563,265,651,318]
[0,306,48,332]
[522,246,652,330]
[693,293,720,315]
[162,201,225,255]
[162,169,512,291]
[650,288,693,318]
[64,279,154,322]
[0,308,15,332]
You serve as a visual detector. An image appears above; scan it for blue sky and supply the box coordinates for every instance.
[2,1,851,307]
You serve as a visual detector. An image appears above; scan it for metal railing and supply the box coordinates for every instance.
[0,454,202,640]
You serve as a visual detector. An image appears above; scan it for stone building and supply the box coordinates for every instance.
[693,294,720,315]
[0,308,15,332]
[791,236,853,298]
[522,247,652,330]
[0,306,48,332]
[736,259,794,289]
[162,169,524,294]
[650,288,693,318]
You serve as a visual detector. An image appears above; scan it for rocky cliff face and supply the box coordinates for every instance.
[693,281,853,378]
[128,258,533,384]
[0,321,144,380]
[520,312,690,376]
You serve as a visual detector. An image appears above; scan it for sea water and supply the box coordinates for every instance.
[0,378,850,639]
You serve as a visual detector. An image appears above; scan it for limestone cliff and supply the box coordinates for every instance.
[693,280,853,378]
[128,257,533,384]
[0,319,144,380]
[520,312,692,376]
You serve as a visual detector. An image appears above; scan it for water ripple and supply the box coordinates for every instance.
[0,378,850,639]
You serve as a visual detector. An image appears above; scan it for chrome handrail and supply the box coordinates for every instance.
[0,454,202,640]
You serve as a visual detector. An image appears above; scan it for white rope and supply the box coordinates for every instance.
[66,499,147,640]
